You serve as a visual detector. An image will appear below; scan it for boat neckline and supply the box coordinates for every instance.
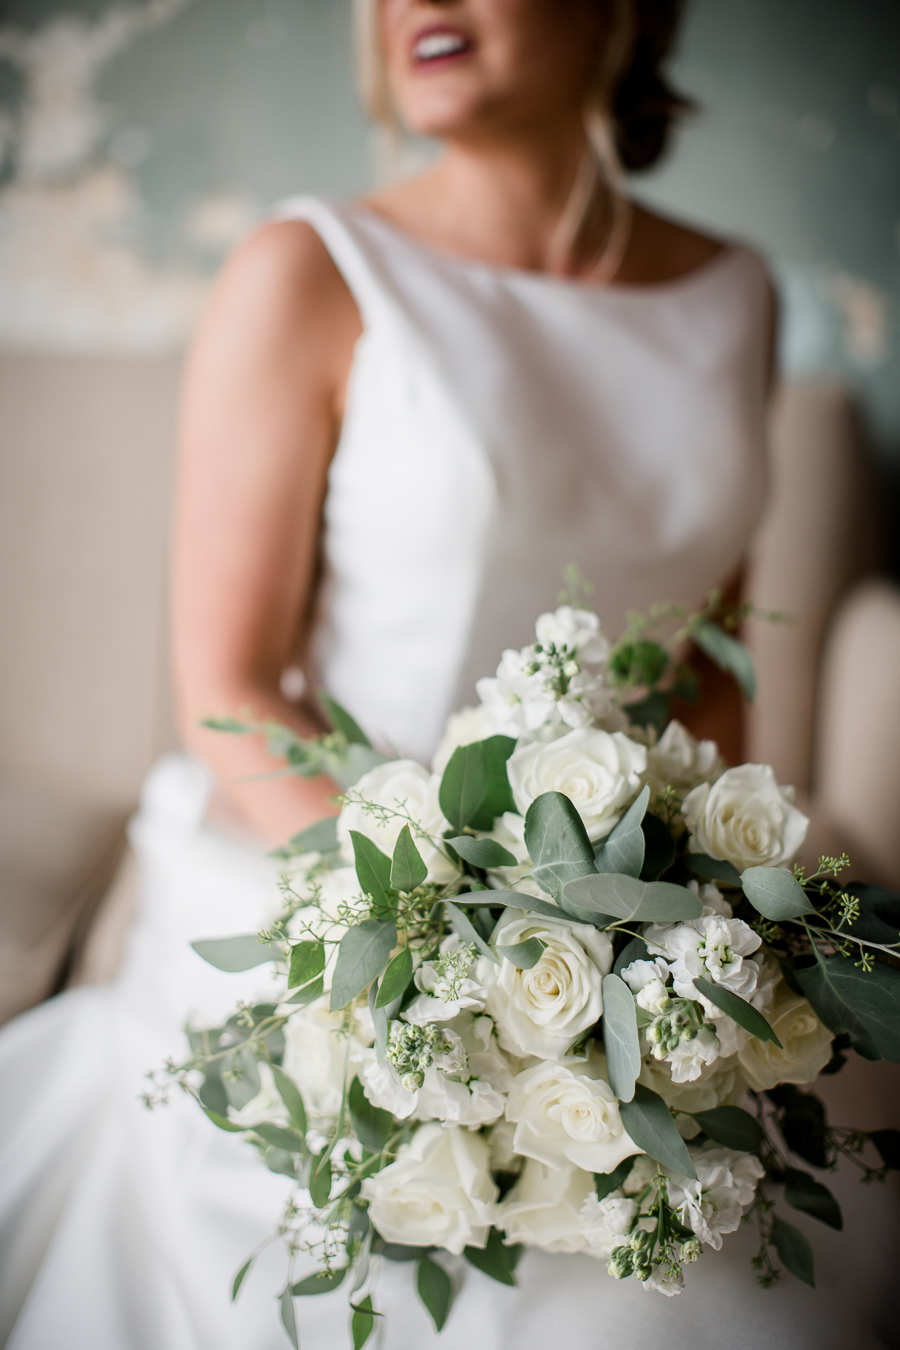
[345,200,746,299]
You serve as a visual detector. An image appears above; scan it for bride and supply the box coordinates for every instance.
[0,1,895,1347]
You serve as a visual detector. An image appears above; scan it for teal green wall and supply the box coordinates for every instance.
[0,0,897,451]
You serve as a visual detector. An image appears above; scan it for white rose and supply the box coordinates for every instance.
[666,1142,764,1250]
[737,978,834,1092]
[337,760,457,884]
[431,705,499,775]
[282,998,372,1119]
[478,909,612,1059]
[644,720,725,799]
[683,764,809,871]
[361,1123,498,1254]
[499,1159,597,1255]
[505,1059,642,1173]
[507,728,646,841]
[580,1192,639,1255]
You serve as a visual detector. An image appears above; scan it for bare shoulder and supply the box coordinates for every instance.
[624,202,733,285]
[192,219,361,385]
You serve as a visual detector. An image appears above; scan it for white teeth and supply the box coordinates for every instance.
[414,32,468,62]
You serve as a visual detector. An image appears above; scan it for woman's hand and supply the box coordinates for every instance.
[173,219,361,844]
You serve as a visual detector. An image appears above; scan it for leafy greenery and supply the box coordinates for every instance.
[439,742,489,831]
[463,1228,522,1285]
[390,826,428,893]
[524,791,596,905]
[417,1253,453,1331]
[594,786,649,878]
[601,974,641,1102]
[618,1085,696,1178]
[191,934,282,972]
[330,920,397,1011]
[690,1106,763,1153]
[693,977,783,1047]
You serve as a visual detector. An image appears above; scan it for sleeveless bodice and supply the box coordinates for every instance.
[275,197,772,761]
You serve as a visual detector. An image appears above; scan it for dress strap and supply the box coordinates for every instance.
[271,195,393,330]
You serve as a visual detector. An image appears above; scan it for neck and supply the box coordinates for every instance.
[416,115,595,273]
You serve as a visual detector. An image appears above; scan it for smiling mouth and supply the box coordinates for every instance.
[412,30,472,65]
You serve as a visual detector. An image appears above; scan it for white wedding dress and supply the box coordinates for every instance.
[0,198,896,1350]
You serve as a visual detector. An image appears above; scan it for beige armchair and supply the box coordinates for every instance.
[0,358,898,1031]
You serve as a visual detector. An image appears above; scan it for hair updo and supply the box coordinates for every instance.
[353,0,692,175]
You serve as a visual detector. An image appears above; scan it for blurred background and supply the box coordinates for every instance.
[1,0,899,1026]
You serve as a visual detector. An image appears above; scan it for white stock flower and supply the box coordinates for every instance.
[646,913,762,1004]
[359,1053,418,1119]
[620,957,672,1014]
[638,1054,748,1118]
[337,760,457,884]
[500,1160,598,1255]
[642,1265,684,1296]
[479,909,612,1059]
[683,764,809,871]
[505,1059,642,1173]
[402,958,488,1026]
[534,607,609,663]
[666,1142,764,1250]
[580,1192,640,1255]
[431,705,499,775]
[361,1123,498,1254]
[507,728,647,842]
[282,999,372,1119]
[737,978,834,1091]
[644,720,725,799]
[664,1024,722,1084]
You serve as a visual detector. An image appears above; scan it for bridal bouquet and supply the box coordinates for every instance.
[161,594,900,1347]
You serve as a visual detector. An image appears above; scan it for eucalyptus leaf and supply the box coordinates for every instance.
[690,1106,763,1153]
[191,934,282,972]
[232,1257,253,1302]
[285,816,339,856]
[375,945,414,1007]
[783,1168,843,1230]
[594,787,649,878]
[284,976,325,1006]
[349,1075,393,1152]
[524,792,596,906]
[870,1129,900,1169]
[564,873,703,924]
[292,1266,348,1296]
[350,832,395,918]
[693,977,783,1047]
[448,836,518,869]
[280,1287,299,1348]
[330,920,397,1011]
[618,1084,696,1178]
[200,714,253,735]
[200,1105,246,1133]
[272,1066,308,1137]
[223,1045,260,1111]
[479,890,568,921]
[594,1156,637,1201]
[289,941,326,990]
[463,1228,521,1286]
[439,742,489,830]
[692,619,757,702]
[368,981,400,1061]
[796,954,900,1062]
[445,900,499,965]
[417,1253,453,1332]
[640,813,676,881]
[771,1215,815,1287]
[496,937,546,969]
[741,867,815,920]
[390,825,428,893]
[327,743,389,790]
[308,1152,332,1208]
[254,1122,307,1154]
[843,883,900,945]
[601,974,641,1102]
[352,1294,376,1349]
[468,736,518,830]
[685,853,742,887]
[318,690,371,746]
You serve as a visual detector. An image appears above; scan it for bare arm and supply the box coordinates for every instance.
[173,220,362,844]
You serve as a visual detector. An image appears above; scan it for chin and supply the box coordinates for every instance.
[394,86,505,141]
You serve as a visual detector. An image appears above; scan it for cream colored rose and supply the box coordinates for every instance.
[645,719,725,799]
[431,705,499,774]
[478,909,612,1059]
[505,1059,642,1173]
[360,1123,497,1253]
[499,1159,598,1255]
[337,760,457,883]
[683,764,809,871]
[506,727,646,841]
[737,979,834,1091]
